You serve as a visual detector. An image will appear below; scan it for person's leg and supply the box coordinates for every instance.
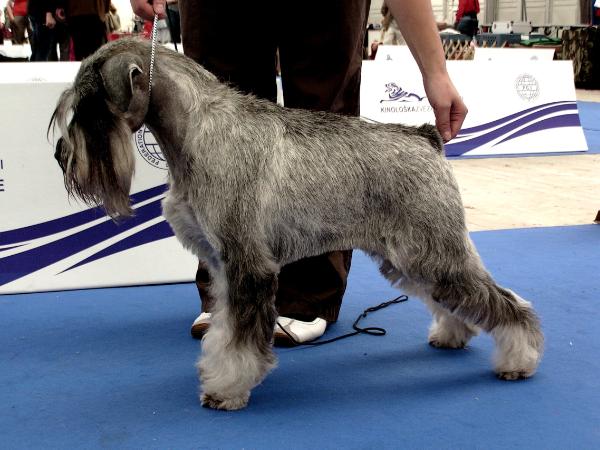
[273,0,371,324]
[67,16,84,61]
[48,32,58,61]
[12,16,28,44]
[185,0,368,341]
[181,0,283,337]
[457,17,478,38]
[180,0,277,101]
[55,22,70,61]
[278,0,370,115]
[274,250,351,324]
[69,15,106,61]
[28,15,54,61]
[27,16,37,51]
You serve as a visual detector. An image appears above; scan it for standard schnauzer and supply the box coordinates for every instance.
[50,39,543,410]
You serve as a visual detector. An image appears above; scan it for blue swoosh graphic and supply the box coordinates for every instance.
[0,184,168,246]
[61,220,174,273]
[455,101,574,137]
[496,114,581,145]
[0,244,25,253]
[0,191,172,286]
[446,103,581,156]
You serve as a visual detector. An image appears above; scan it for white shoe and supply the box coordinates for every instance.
[274,316,327,345]
[190,312,327,346]
[190,312,212,339]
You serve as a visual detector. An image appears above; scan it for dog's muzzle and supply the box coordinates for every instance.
[54,137,67,173]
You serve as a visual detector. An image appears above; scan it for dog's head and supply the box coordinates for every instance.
[49,40,153,219]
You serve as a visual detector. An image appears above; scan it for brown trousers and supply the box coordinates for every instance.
[180,0,370,322]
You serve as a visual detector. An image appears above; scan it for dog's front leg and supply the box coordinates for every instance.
[198,260,278,411]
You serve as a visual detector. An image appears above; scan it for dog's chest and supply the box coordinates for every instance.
[162,194,222,270]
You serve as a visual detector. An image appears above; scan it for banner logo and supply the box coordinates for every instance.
[379,82,432,113]
[515,74,540,101]
[380,83,426,103]
[135,126,168,170]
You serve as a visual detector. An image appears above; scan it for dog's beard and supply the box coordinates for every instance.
[51,89,136,219]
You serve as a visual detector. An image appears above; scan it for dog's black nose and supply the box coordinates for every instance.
[54,137,66,172]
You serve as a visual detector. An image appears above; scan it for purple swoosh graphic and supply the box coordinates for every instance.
[446,104,580,156]
[0,244,25,253]
[456,101,575,136]
[0,184,168,246]
[61,220,174,273]
[495,114,581,145]
[0,199,167,286]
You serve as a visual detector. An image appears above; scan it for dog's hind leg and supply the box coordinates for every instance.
[425,300,480,349]
[376,256,478,349]
[430,268,543,380]
[386,230,543,380]
[198,256,279,411]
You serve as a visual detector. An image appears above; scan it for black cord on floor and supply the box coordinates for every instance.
[276,295,409,346]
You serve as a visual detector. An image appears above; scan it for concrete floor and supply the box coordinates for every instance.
[450,90,599,232]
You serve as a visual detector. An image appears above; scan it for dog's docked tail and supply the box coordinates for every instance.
[417,124,445,154]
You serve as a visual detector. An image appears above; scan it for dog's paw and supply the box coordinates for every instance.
[494,357,539,381]
[428,335,468,349]
[200,392,250,411]
[496,369,535,381]
[428,319,477,349]
[493,324,543,381]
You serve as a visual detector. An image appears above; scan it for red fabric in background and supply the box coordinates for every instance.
[456,0,480,22]
[13,0,28,16]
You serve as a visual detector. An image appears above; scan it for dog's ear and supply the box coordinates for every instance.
[100,52,149,131]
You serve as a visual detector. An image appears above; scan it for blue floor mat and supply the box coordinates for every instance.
[579,101,600,154]
[1,225,599,449]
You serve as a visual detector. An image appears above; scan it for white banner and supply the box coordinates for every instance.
[1,56,590,293]
[360,58,588,157]
[374,44,414,62]
[473,47,556,62]
[0,63,197,294]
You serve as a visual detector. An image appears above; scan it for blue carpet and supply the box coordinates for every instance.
[1,225,599,449]
[579,101,600,154]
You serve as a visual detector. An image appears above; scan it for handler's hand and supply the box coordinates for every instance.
[130,0,166,21]
[424,73,468,142]
[45,12,56,29]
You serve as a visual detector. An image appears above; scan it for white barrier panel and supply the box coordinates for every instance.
[473,47,556,62]
[374,44,413,62]
[360,59,588,157]
[0,44,31,59]
[0,62,197,294]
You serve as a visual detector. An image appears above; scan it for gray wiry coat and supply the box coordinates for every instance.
[51,39,543,411]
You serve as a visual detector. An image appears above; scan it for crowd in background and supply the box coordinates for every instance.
[0,0,478,63]
[370,0,479,58]
[0,0,182,61]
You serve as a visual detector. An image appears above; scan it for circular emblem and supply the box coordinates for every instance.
[514,74,540,101]
[135,126,168,170]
